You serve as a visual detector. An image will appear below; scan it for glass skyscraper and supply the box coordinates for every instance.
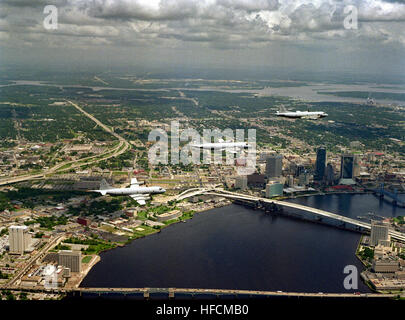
[314,147,326,181]
[265,154,283,178]
[340,154,354,179]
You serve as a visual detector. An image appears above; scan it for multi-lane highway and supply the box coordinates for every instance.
[2,235,64,288]
[0,100,130,187]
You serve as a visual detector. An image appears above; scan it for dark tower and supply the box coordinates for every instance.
[314,147,326,181]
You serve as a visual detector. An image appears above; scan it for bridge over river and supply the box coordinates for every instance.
[177,188,405,242]
[4,286,401,299]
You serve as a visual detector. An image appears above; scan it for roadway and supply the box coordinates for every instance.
[8,286,401,299]
[0,100,130,186]
[177,188,405,242]
[2,235,64,288]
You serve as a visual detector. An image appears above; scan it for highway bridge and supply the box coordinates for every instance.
[177,188,405,242]
[3,286,401,299]
[373,183,405,207]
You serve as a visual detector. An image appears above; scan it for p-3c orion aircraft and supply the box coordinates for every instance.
[92,178,166,206]
[275,105,328,120]
[191,138,251,154]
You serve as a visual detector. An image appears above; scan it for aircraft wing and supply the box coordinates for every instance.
[302,115,320,120]
[224,148,238,154]
[129,194,149,205]
[130,178,140,187]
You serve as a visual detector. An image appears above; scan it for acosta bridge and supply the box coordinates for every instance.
[177,188,405,242]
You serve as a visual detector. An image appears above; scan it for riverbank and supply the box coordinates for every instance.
[73,199,233,287]
[74,255,101,288]
[77,192,404,291]
[79,196,376,292]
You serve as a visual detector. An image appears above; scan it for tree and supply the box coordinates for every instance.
[6,293,15,300]
[19,292,28,300]
[361,247,374,260]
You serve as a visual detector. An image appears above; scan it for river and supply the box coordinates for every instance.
[80,194,404,293]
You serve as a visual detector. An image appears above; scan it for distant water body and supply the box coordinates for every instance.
[80,194,404,293]
[3,80,405,105]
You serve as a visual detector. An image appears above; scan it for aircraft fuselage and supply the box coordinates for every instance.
[192,142,250,149]
[94,186,165,196]
[276,111,328,118]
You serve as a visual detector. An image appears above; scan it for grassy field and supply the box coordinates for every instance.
[82,256,92,264]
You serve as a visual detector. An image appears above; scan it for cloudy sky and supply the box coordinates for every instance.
[1,0,405,77]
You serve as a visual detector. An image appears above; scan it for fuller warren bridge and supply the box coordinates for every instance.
[176,187,405,242]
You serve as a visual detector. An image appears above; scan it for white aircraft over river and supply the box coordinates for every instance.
[275,105,328,119]
[92,178,166,205]
[191,139,251,154]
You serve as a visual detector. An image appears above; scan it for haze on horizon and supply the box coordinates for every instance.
[1,0,405,80]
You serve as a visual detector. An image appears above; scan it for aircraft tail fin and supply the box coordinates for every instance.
[99,178,110,190]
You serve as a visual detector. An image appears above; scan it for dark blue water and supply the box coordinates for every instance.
[80,194,404,293]
[288,193,404,218]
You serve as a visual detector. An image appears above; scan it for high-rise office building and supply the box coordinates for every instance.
[235,175,248,190]
[287,175,294,187]
[370,220,389,246]
[339,154,356,184]
[314,147,326,181]
[340,154,354,179]
[265,154,283,178]
[247,173,266,189]
[265,181,283,198]
[295,164,305,177]
[298,170,310,186]
[58,250,82,273]
[325,163,335,185]
[259,152,272,162]
[353,158,361,177]
[9,225,31,254]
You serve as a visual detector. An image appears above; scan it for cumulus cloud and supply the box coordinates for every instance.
[218,0,279,11]
[0,0,404,50]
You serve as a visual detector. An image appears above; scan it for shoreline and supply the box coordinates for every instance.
[76,200,232,287]
[76,193,397,292]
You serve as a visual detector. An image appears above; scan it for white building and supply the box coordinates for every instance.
[370,220,389,247]
[265,181,283,198]
[9,225,31,254]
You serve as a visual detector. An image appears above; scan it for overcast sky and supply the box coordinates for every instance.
[1,0,405,77]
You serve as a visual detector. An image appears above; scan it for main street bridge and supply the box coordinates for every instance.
[176,188,405,242]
